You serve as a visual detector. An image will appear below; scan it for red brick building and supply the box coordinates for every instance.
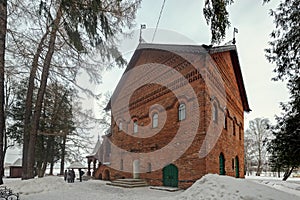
[93,43,250,188]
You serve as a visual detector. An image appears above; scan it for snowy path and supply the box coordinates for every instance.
[247,176,300,197]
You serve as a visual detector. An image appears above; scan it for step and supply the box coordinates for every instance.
[150,186,182,192]
[107,179,148,188]
[113,178,146,182]
[107,182,148,188]
[112,180,147,185]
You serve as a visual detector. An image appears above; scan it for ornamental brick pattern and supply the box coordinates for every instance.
[93,43,250,189]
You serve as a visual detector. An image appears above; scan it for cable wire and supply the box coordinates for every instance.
[152,0,167,42]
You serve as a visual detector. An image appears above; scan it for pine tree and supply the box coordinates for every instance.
[265,0,300,180]
[203,0,270,44]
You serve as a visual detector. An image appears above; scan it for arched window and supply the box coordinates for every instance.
[178,103,186,121]
[118,121,122,131]
[224,113,227,130]
[239,125,242,140]
[152,113,158,128]
[233,119,236,136]
[212,103,218,122]
[147,163,152,173]
[133,120,138,133]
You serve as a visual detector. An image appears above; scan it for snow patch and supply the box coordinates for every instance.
[4,176,70,195]
[175,174,300,200]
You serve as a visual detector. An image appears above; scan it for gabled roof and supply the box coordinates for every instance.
[68,161,86,169]
[86,138,101,158]
[208,45,251,112]
[105,43,250,112]
[11,158,22,167]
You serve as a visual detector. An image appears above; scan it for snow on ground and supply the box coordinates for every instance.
[246,175,300,197]
[3,174,300,200]
[175,174,300,200]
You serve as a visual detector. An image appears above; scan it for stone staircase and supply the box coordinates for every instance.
[107,179,148,188]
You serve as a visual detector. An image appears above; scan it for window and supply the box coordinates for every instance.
[233,120,236,136]
[178,103,186,121]
[224,113,227,130]
[147,163,152,173]
[120,159,124,170]
[118,121,122,131]
[152,113,158,128]
[212,103,218,122]
[133,120,138,133]
[232,158,234,170]
[239,126,242,140]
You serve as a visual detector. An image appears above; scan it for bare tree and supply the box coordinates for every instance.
[245,118,271,176]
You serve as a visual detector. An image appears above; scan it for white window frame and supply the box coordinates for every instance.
[118,121,122,131]
[178,103,186,121]
[133,120,138,133]
[152,113,158,128]
[213,103,218,122]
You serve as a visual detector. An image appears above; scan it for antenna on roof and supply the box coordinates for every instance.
[139,24,146,43]
[232,27,238,44]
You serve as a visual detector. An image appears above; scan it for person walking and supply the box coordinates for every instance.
[67,170,71,183]
[64,170,67,182]
[71,169,75,183]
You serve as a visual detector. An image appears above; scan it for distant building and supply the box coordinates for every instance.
[9,158,22,178]
[86,131,111,179]
[91,43,250,188]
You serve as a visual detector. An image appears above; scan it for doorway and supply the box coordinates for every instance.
[235,156,239,178]
[219,153,225,175]
[163,164,178,187]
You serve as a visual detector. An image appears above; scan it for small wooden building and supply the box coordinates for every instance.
[9,158,22,178]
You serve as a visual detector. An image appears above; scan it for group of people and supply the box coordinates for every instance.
[64,169,85,182]
[64,169,75,183]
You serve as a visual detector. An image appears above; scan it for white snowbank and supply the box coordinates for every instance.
[2,174,300,200]
[175,174,299,200]
[4,176,70,195]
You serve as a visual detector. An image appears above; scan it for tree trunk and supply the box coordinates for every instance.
[38,161,47,178]
[22,28,50,180]
[36,161,43,178]
[256,140,262,176]
[0,0,7,185]
[26,6,63,179]
[256,159,262,176]
[49,161,54,175]
[60,133,67,175]
[48,136,54,175]
[283,166,294,181]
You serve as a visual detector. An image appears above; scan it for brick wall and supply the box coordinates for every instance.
[96,46,246,189]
